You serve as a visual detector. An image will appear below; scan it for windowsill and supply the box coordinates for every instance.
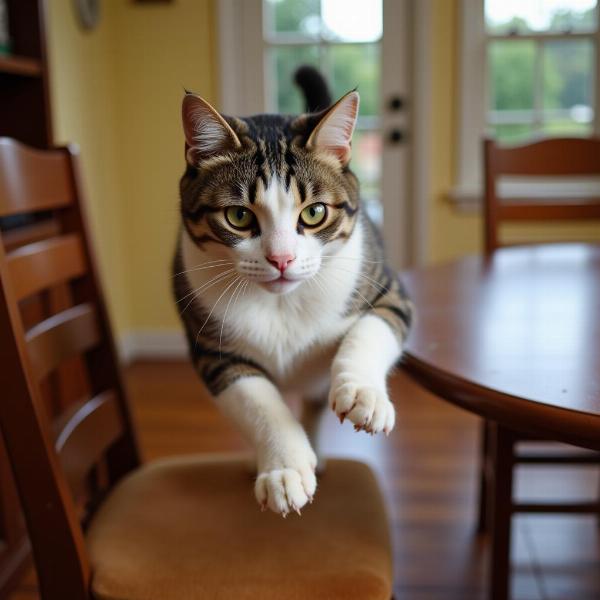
[448,178,600,213]
[448,185,482,212]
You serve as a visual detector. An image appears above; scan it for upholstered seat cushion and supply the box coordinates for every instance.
[87,456,392,600]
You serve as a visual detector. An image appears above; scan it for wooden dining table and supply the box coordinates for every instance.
[400,242,600,600]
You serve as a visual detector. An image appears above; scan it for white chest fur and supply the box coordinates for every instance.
[181,223,364,387]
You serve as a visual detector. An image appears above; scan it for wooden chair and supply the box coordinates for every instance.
[483,137,600,255]
[0,138,394,600]
[480,137,600,597]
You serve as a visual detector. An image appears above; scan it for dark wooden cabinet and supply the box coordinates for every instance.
[0,0,53,595]
[0,0,52,148]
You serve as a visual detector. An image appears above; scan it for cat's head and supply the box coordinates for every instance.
[179,91,360,295]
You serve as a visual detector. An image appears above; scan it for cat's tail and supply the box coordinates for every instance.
[294,65,332,113]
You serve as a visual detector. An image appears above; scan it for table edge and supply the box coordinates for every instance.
[401,352,600,451]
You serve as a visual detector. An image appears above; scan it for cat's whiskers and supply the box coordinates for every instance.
[178,268,235,315]
[320,268,374,311]
[172,259,233,278]
[240,279,251,301]
[195,274,241,347]
[327,265,391,295]
[177,267,235,305]
[306,271,327,298]
[219,277,245,358]
[312,269,362,313]
[321,255,382,264]
[232,279,249,313]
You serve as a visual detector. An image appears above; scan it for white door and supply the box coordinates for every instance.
[218,0,411,268]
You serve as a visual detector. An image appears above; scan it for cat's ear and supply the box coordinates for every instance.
[306,90,359,166]
[182,93,241,164]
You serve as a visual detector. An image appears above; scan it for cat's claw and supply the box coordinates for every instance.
[329,375,395,435]
[255,466,316,516]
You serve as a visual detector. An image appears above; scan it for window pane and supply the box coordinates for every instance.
[321,0,382,42]
[541,119,593,136]
[485,0,597,34]
[490,123,535,144]
[489,40,535,111]
[351,129,382,205]
[543,39,594,108]
[270,46,320,114]
[329,44,380,117]
[542,39,595,135]
[265,0,320,37]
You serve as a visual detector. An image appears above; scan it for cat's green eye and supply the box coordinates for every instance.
[225,206,255,230]
[299,203,327,227]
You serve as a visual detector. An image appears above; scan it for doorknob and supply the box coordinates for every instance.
[387,128,406,144]
[388,95,405,111]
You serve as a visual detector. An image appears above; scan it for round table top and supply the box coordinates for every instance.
[402,243,600,451]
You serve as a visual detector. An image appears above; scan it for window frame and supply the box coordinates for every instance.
[451,0,600,209]
[217,0,432,267]
[242,1,385,205]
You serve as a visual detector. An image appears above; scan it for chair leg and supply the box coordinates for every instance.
[488,423,515,600]
[597,472,600,528]
[477,418,491,533]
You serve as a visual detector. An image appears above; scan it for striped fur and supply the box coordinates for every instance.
[173,101,412,394]
[172,75,413,515]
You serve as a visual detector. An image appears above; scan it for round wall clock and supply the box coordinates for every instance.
[75,0,101,30]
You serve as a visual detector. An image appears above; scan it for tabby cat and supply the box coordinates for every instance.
[173,67,413,516]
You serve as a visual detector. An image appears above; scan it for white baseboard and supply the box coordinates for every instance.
[118,330,188,364]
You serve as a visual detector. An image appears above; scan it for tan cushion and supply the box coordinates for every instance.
[87,456,392,600]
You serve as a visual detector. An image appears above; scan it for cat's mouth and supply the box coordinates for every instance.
[259,275,302,294]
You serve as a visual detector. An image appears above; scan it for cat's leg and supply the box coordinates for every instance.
[218,376,317,516]
[301,395,328,473]
[329,314,402,435]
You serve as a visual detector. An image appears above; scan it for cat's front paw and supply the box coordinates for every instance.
[255,441,317,516]
[329,374,395,435]
[255,464,317,517]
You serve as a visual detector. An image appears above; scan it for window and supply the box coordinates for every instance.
[486,0,597,143]
[454,0,600,206]
[262,0,383,205]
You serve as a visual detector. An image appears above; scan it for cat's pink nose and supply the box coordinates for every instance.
[267,253,295,272]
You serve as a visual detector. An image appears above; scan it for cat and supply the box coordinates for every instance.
[173,67,413,517]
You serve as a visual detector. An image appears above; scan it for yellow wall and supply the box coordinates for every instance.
[47,0,218,337]
[112,0,218,331]
[46,1,130,332]
[428,0,482,263]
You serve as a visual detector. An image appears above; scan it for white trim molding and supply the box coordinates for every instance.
[217,0,264,115]
[118,330,188,364]
[410,0,432,265]
[453,0,486,208]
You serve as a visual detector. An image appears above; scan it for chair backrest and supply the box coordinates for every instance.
[0,138,140,600]
[482,137,600,255]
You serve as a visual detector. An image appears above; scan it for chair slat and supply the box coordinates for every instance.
[55,391,124,499]
[483,137,600,255]
[6,234,87,301]
[499,201,600,221]
[493,137,600,176]
[0,138,74,217]
[26,304,100,380]
[2,218,61,252]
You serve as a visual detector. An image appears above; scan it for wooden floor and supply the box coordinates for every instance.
[10,361,600,600]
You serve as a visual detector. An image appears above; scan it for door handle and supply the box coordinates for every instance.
[388,95,405,111]
[387,128,406,144]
